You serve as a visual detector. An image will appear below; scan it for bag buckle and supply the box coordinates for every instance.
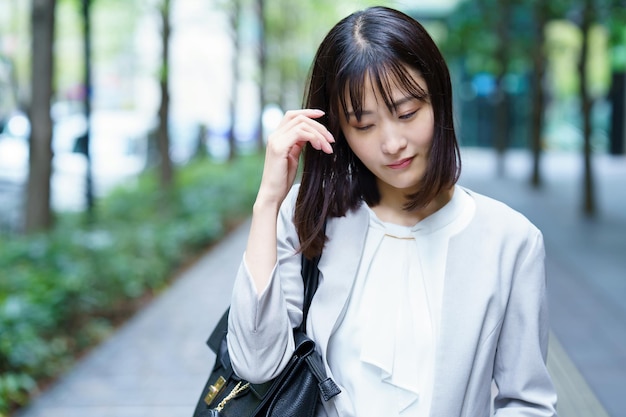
[204,376,227,406]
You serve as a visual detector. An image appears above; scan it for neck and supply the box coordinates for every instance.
[371,186,454,226]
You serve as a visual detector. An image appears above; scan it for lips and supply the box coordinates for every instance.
[387,157,413,169]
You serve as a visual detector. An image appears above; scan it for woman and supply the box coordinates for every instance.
[226,6,557,417]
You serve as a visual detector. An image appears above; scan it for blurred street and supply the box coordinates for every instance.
[12,147,626,417]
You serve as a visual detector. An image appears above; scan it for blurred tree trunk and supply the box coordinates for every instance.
[255,0,266,151]
[81,0,95,218]
[609,71,625,155]
[607,3,626,155]
[24,0,56,233]
[227,0,241,162]
[493,0,511,176]
[266,0,297,112]
[157,0,173,187]
[530,0,547,187]
[577,0,596,216]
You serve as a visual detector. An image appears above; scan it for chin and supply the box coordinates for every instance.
[389,181,423,194]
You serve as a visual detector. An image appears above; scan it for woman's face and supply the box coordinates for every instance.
[339,67,434,199]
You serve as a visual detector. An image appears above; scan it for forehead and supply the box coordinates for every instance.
[365,68,426,101]
[340,64,428,116]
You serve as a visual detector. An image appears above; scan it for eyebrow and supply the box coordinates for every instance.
[346,96,416,119]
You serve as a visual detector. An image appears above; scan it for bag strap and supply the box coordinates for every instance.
[298,253,321,333]
[299,221,327,333]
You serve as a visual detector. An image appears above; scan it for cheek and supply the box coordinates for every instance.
[417,112,435,146]
[423,127,435,147]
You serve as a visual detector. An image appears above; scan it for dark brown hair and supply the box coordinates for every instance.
[295,6,461,258]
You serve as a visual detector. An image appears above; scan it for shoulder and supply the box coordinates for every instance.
[455,188,545,282]
[462,186,538,229]
[460,186,542,242]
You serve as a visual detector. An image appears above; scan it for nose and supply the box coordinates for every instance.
[380,123,407,155]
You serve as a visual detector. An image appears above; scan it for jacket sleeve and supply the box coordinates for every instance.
[226,186,305,384]
[493,225,558,416]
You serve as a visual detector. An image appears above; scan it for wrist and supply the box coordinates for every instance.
[252,195,282,214]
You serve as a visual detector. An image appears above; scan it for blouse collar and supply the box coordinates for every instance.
[366,185,468,236]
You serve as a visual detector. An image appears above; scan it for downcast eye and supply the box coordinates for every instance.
[399,110,418,120]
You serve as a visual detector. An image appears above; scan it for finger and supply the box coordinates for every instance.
[282,110,335,144]
[291,124,333,154]
[283,108,325,121]
[279,115,334,153]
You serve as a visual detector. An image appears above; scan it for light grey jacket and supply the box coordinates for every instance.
[227,186,558,417]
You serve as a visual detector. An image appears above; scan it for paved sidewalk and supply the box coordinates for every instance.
[14,148,626,417]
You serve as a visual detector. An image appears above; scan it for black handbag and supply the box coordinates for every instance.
[192,254,341,417]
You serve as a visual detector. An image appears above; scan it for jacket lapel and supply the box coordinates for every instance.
[429,228,481,417]
[430,205,498,417]
[309,204,369,358]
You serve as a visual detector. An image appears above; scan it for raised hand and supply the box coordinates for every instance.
[256,109,334,208]
[244,109,334,293]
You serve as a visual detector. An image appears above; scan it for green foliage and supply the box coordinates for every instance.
[606,2,626,70]
[441,0,622,98]
[0,153,263,415]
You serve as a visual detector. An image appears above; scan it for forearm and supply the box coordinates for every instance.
[245,197,281,295]
[227,258,295,383]
[229,188,304,382]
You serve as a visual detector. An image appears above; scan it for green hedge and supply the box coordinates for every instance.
[0,154,263,415]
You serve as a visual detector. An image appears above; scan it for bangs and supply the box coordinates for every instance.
[338,58,429,122]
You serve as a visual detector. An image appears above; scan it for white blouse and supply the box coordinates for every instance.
[327,186,475,417]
